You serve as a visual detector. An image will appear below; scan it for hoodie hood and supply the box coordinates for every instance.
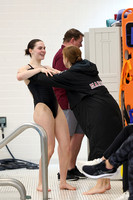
[70,59,99,76]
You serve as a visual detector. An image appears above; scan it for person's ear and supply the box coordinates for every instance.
[29,48,32,55]
[70,37,75,45]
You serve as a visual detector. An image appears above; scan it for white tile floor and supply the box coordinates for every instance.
[0,164,123,200]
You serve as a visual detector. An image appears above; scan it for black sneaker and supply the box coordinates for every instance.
[73,166,87,179]
[57,172,79,181]
[82,160,117,179]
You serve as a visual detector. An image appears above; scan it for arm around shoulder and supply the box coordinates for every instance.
[17,65,41,81]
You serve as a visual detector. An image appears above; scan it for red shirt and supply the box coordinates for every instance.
[52,45,69,109]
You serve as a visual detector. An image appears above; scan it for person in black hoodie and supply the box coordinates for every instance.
[29,45,123,195]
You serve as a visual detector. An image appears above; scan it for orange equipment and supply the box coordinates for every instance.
[119,8,133,125]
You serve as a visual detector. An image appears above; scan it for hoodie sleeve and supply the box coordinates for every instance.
[30,60,102,94]
[31,70,81,91]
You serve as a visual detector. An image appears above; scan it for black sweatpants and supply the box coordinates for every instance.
[106,127,133,200]
[123,161,129,192]
[103,125,133,195]
[73,93,123,160]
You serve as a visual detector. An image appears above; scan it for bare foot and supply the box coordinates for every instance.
[37,185,51,192]
[105,179,111,190]
[83,178,111,195]
[105,185,111,190]
[83,185,106,195]
[60,182,76,190]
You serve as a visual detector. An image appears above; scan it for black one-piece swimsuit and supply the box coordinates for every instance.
[27,64,58,118]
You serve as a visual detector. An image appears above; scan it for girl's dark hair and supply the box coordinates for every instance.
[63,46,82,64]
[25,39,42,57]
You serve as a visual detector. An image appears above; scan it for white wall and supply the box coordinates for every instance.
[0,0,132,164]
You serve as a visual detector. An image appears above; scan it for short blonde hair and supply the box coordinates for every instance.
[63,46,82,64]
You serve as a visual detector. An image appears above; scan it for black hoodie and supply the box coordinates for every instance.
[30,59,109,109]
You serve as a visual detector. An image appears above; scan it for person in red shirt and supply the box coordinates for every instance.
[53,28,86,180]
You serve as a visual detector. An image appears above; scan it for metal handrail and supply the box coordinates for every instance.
[0,178,27,200]
[0,122,48,200]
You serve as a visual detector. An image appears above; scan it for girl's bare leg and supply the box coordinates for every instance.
[83,178,111,195]
[37,159,51,192]
[55,106,76,190]
[69,133,84,170]
[34,103,55,192]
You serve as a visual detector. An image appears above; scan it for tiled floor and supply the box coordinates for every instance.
[0,164,123,200]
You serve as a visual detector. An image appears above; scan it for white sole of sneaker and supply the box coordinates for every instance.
[82,171,117,179]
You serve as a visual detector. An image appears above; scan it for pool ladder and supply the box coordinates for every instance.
[0,122,48,200]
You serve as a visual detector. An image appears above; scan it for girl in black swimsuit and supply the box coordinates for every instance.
[17,39,76,192]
